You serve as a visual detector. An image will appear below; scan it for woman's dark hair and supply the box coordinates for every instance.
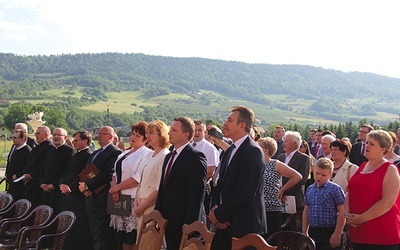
[131,121,148,140]
[330,139,351,157]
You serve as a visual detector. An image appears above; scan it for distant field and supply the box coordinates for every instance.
[4,88,399,129]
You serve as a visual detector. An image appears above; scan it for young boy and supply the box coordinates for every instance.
[302,158,346,250]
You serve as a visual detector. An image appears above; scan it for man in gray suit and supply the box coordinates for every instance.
[278,131,310,212]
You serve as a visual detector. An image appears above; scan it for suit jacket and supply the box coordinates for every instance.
[272,139,284,159]
[42,144,76,188]
[6,144,31,180]
[155,144,207,248]
[349,142,367,167]
[6,144,31,200]
[213,137,267,238]
[278,150,310,210]
[60,148,93,194]
[24,139,55,182]
[83,143,121,207]
[27,137,37,149]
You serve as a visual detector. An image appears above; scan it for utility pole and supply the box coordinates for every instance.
[107,105,110,125]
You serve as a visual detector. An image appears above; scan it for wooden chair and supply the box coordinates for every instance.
[0,194,13,213]
[18,211,75,250]
[0,199,31,229]
[0,205,53,249]
[179,221,215,250]
[136,210,168,250]
[267,231,315,250]
[232,233,277,250]
[281,212,303,232]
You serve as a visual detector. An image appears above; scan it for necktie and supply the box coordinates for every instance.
[164,150,177,185]
[218,144,236,183]
[314,145,320,158]
[361,143,365,155]
[91,147,103,163]
[193,142,197,148]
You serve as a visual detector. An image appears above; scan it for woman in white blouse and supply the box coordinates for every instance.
[109,121,153,250]
[330,139,358,192]
[134,120,170,240]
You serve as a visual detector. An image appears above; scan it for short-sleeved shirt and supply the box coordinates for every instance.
[305,181,345,228]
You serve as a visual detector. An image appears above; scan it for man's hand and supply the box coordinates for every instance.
[40,184,55,192]
[59,184,71,195]
[23,174,32,183]
[209,208,230,229]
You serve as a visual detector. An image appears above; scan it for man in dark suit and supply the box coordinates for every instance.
[155,117,207,250]
[5,130,31,200]
[349,124,374,166]
[209,106,267,249]
[272,125,285,159]
[308,129,317,155]
[278,131,310,212]
[60,131,94,250]
[79,126,121,250]
[15,122,37,149]
[40,128,76,214]
[22,126,55,207]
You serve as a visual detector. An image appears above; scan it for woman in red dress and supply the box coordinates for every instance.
[345,130,400,250]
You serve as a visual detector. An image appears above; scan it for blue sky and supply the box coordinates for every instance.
[1,0,399,78]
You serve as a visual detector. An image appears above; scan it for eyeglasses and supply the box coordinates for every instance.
[52,134,66,137]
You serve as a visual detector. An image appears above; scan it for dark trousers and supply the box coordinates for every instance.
[264,211,282,239]
[309,227,343,250]
[165,224,183,250]
[211,228,231,250]
[86,196,116,250]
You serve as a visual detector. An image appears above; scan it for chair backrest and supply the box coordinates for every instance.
[0,205,53,249]
[0,194,13,212]
[136,210,168,250]
[267,231,316,250]
[281,212,303,232]
[0,199,31,222]
[179,221,215,250]
[39,210,76,250]
[232,233,277,250]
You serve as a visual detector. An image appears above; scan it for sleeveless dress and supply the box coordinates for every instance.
[348,161,400,245]
[263,160,282,212]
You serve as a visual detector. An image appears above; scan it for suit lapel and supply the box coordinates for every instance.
[288,151,299,165]
[220,137,250,187]
[164,144,190,187]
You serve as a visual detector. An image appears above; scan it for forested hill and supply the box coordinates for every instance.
[1,52,399,104]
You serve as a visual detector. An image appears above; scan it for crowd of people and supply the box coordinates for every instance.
[4,106,400,250]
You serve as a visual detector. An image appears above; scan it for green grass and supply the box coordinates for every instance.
[4,87,399,129]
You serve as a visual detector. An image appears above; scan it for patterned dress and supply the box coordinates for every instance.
[263,160,282,212]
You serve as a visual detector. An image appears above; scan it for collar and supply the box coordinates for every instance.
[78,146,89,152]
[193,138,206,146]
[286,150,296,158]
[100,142,113,150]
[232,135,248,149]
[15,143,27,150]
[174,142,190,156]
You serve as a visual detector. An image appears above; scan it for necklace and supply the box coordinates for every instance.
[333,159,346,170]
